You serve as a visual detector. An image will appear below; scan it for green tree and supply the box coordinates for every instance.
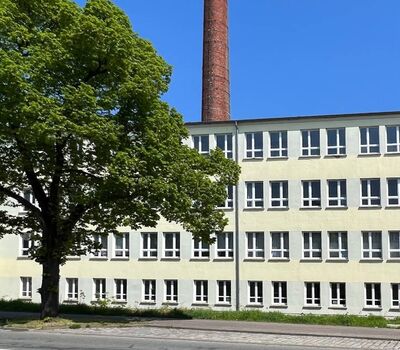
[0,0,239,318]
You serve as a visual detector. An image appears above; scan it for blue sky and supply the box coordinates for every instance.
[76,0,400,122]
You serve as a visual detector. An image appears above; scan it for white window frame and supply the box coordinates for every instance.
[360,179,381,207]
[20,190,37,213]
[114,279,127,302]
[302,180,321,208]
[387,178,400,206]
[326,128,346,155]
[303,232,322,259]
[248,281,263,305]
[270,181,288,208]
[218,185,234,209]
[193,280,208,304]
[92,234,108,258]
[269,131,288,158]
[327,180,347,207]
[301,129,320,156]
[245,132,263,159]
[362,231,382,259]
[93,278,106,300]
[114,232,129,258]
[163,232,180,259]
[386,125,400,153]
[391,283,400,308]
[192,237,210,259]
[305,282,320,306]
[142,279,156,303]
[216,133,233,159]
[328,231,348,260]
[360,126,380,154]
[246,232,264,259]
[215,232,233,259]
[164,279,178,303]
[365,283,381,308]
[20,277,32,298]
[389,231,400,259]
[330,282,346,307]
[66,278,78,301]
[270,232,289,259]
[20,233,32,257]
[192,135,209,155]
[272,281,287,306]
[245,181,264,208]
[217,280,231,304]
[141,232,158,258]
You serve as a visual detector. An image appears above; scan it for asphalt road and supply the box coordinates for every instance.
[0,329,344,350]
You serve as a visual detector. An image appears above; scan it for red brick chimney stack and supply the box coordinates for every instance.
[202,0,230,122]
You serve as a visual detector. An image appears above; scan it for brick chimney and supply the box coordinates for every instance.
[201,0,230,122]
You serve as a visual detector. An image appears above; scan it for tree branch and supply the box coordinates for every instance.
[0,184,41,217]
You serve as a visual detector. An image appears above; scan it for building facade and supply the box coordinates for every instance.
[1,111,400,316]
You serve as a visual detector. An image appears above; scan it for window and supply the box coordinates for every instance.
[389,231,400,259]
[216,232,233,258]
[327,180,347,207]
[330,283,346,307]
[327,128,346,155]
[192,135,209,155]
[163,232,180,258]
[20,233,32,257]
[141,233,158,258]
[388,178,400,206]
[328,232,348,259]
[301,130,320,156]
[20,277,32,298]
[218,185,234,209]
[246,232,264,258]
[21,190,37,211]
[272,281,287,306]
[269,131,287,158]
[194,280,208,303]
[66,278,78,301]
[305,282,320,306]
[270,181,288,208]
[362,231,382,259]
[142,280,156,303]
[114,233,129,258]
[92,235,108,257]
[302,181,321,208]
[248,281,263,305]
[303,232,322,259]
[193,238,210,258]
[386,125,400,153]
[361,179,381,206]
[392,283,400,308]
[216,133,233,159]
[164,280,178,303]
[245,132,263,158]
[271,232,289,259]
[245,182,264,208]
[114,279,127,301]
[360,127,379,154]
[365,283,381,308]
[217,280,231,304]
[93,278,106,300]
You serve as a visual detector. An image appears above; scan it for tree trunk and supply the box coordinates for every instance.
[39,258,60,319]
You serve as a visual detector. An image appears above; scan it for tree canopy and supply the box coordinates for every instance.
[0,0,239,317]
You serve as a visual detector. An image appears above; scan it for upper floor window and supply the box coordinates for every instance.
[388,178,400,206]
[21,190,37,212]
[93,278,106,300]
[269,131,288,158]
[114,279,127,302]
[389,231,400,259]
[216,232,233,259]
[365,283,381,308]
[301,129,320,156]
[302,180,321,208]
[217,280,231,304]
[327,180,347,207]
[216,133,233,159]
[361,179,381,207]
[218,185,234,209]
[114,233,129,258]
[245,182,264,208]
[192,135,209,155]
[328,232,348,259]
[246,232,264,259]
[272,281,287,306]
[20,233,32,257]
[327,128,346,155]
[270,232,289,259]
[248,281,263,305]
[305,282,320,306]
[92,234,108,258]
[20,276,32,298]
[194,280,208,304]
[270,181,288,208]
[164,279,178,303]
[386,125,400,153]
[330,282,346,307]
[193,238,210,259]
[360,127,379,154]
[362,231,382,259]
[66,278,78,301]
[245,132,263,159]
[303,232,322,259]
[163,232,180,258]
[142,279,156,303]
[141,233,158,258]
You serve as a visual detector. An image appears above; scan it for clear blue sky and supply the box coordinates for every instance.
[76,0,400,122]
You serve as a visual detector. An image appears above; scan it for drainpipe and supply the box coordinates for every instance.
[234,121,240,311]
